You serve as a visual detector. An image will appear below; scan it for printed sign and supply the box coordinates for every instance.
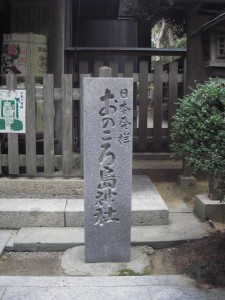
[0,89,26,133]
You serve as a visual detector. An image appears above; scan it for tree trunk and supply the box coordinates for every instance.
[168,23,174,47]
[156,19,166,48]
[208,175,224,201]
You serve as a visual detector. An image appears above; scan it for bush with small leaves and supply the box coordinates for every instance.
[171,78,225,197]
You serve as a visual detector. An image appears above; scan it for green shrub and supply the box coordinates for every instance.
[171,78,225,195]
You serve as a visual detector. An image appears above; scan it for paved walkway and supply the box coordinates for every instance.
[0,275,225,300]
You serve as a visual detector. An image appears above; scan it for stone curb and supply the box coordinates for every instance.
[7,212,207,252]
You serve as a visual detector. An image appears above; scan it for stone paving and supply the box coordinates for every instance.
[0,275,225,300]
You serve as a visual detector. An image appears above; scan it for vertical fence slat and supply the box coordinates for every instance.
[25,75,36,175]
[125,61,137,130]
[109,61,119,77]
[168,61,178,138]
[67,52,74,75]
[75,61,89,151]
[94,61,104,77]
[62,74,73,175]
[138,61,148,151]
[43,74,55,175]
[79,60,89,75]
[6,74,19,175]
[80,74,91,178]
[124,61,133,78]
[153,61,164,151]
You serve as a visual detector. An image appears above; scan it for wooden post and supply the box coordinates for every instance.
[168,61,178,139]
[25,75,37,175]
[80,73,91,178]
[64,0,73,73]
[109,61,119,77]
[6,74,19,175]
[62,74,73,175]
[124,61,136,134]
[138,61,148,151]
[43,74,55,175]
[94,61,104,77]
[153,61,163,151]
[79,61,89,76]
[49,0,66,154]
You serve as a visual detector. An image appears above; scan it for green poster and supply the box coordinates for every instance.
[0,90,26,133]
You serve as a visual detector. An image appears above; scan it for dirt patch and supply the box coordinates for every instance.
[150,248,177,275]
[151,230,225,287]
[172,231,225,287]
[154,178,225,287]
[0,252,65,276]
[154,179,208,210]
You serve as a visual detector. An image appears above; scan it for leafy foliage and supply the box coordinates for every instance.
[125,0,187,41]
[171,78,225,194]
[117,265,152,276]
[151,20,186,49]
[125,0,159,21]
[125,0,187,64]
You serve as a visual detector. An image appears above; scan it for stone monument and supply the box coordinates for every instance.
[82,74,133,263]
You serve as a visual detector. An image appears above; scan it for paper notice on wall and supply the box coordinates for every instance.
[0,89,26,133]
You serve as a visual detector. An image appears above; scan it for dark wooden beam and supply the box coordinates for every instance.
[49,0,66,154]
[192,10,225,36]
[65,47,187,57]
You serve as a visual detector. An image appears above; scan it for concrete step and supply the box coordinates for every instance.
[1,275,225,300]
[0,177,84,199]
[132,157,183,180]
[3,212,207,252]
[0,175,169,229]
[0,231,12,257]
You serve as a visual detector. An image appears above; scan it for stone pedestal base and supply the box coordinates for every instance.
[193,194,225,222]
[178,175,196,188]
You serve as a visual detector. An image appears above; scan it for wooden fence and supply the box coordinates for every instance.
[0,60,184,176]
[76,59,184,152]
[0,74,80,177]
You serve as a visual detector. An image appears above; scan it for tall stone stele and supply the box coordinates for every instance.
[82,69,133,263]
